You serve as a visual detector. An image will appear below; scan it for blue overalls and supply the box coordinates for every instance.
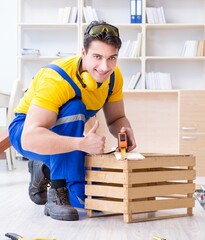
[8,64,114,208]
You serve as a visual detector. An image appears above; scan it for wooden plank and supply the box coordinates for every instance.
[127,155,195,169]
[128,170,195,184]
[129,198,195,213]
[128,183,195,199]
[86,169,195,185]
[0,152,6,159]
[0,129,11,153]
[85,199,124,213]
[86,154,195,170]
[130,213,190,223]
[86,170,126,184]
[85,185,124,198]
[85,154,127,169]
[85,183,195,200]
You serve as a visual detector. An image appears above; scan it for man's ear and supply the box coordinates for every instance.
[81,48,86,59]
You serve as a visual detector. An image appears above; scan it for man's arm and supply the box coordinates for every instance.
[21,104,105,155]
[103,100,136,152]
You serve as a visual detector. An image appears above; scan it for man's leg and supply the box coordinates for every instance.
[9,99,88,221]
[48,98,88,209]
[8,113,51,205]
[28,160,50,205]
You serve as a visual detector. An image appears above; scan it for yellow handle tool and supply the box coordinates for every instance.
[5,233,56,240]
[5,233,26,240]
[118,132,128,160]
[152,236,166,240]
[35,239,56,240]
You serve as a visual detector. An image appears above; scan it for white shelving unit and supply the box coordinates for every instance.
[17,0,81,90]
[17,0,205,175]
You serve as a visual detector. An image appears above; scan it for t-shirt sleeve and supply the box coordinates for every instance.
[31,69,75,115]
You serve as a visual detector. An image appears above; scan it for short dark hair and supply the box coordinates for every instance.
[83,21,122,52]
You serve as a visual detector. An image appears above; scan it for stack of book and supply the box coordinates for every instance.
[181,40,205,57]
[83,6,98,23]
[146,6,166,24]
[57,7,78,23]
[21,48,40,56]
[119,33,142,58]
[145,72,172,90]
[126,72,141,90]
[56,51,76,57]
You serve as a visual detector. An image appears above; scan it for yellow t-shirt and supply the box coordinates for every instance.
[15,56,124,115]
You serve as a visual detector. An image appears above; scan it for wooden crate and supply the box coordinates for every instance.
[85,153,196,223]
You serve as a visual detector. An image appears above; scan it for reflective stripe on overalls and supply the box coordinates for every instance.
[8,63,115,208]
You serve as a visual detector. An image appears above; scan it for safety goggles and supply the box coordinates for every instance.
[85,24,119,37]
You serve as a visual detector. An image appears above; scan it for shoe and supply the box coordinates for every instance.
[44,187,79,221]
[28,160,50,205]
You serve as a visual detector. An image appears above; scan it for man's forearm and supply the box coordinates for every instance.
[107,116,131,138]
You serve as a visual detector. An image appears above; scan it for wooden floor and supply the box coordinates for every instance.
[0,159,205,240]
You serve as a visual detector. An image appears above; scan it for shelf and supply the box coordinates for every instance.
[146,23,205,29]
[18,55,75,61]
[123,89,179,93]
[18,23,78,29]
[145,57,205,61]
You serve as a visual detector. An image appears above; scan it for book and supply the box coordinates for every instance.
[63,7,71,23]
[127,72,141,90]
[146,7,166,24]
[130,0,142,24]
[145,72,172,90]
[83,6,99,23]
[182,40,198,57]
[21,48,40,56]
[69,7,78,23]
[57,8,64,23]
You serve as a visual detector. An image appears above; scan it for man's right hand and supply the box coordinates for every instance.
[81,120,105,154]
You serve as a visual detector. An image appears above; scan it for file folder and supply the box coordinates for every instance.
[130,0,142,24]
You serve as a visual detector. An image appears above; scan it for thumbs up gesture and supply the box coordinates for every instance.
[81,120,105,154]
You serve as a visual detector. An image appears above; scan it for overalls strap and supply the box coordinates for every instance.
[45,64,82,98]
[106,72,115,103]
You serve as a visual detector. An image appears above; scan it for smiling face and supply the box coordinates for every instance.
[81,40,119,83]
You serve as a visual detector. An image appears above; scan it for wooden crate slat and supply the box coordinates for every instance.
[131,213,189,223]
[85,183,195,199]
[85,198,124,212]
[129,198,195,213]
[85,185,124,198]
[127,156,195,169]
[85,154,195,169]
[128,183,195,199]
[86,154,127,169]
[128,170,195,184]
[86,170,126,184]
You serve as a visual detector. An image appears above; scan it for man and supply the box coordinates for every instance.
[8,21,136,221]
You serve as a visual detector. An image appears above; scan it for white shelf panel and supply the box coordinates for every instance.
[146,24,205,29]
[19,0,78,24]
[145,57,205,61]
[18,23,78,29]
[146,0,205,24]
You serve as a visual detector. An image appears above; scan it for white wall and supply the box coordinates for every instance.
[0,1,17,126]
[0,1,17,93]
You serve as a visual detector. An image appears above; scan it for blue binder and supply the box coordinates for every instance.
[130,0,142,24]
